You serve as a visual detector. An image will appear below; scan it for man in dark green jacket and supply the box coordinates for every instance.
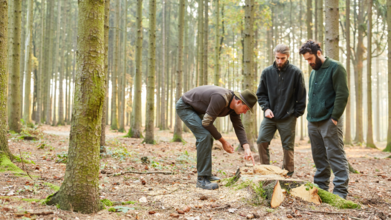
[300,40,349,199]
[256,44,306,176]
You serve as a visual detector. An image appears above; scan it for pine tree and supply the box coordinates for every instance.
[46,0,106,213]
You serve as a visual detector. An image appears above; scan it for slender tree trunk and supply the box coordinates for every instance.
[52,1,62,126]
[45,0,55,124]
[119,0,127,132]
[160,0,166,130]
[385,0,391,152]
[198,0,204,85]
[344,0,352,144]
[8,0,22,132]
[354,1,364,144]
[127,0,143,138]
[23,0,33,125]
[203,0,208,85]
[325,0,338,59]
[365,0,376,148]
[376,57,380,141]
[214,0,221,131]
[0,0,15,159]
[58,0,68,126]
[242,0,255,151]
[173,0,185,142]
[46,0,105,213]
[306,0,313,79]
[144,0,156,144]
[101,0,110,147]
[36,0,45,124]
[317,0,324,49]
[111,0,120,130]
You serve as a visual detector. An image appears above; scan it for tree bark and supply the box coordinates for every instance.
[203,0,208,85]
[52,1,62,126]
[317,0,324,48]
[23,0,33,125]
[58,0,68,126]
[173,0,185,143]
[46,0,105,213]
[385,0,391,152]
[325,0,338,60]
[197,0,204,85]
[144,0,156,144]
[101,0,110,147]
[160,0,167,130]
[127,0,143,138]
[111,0,120,130]
[118,0,127,133]
[344,0,352,144]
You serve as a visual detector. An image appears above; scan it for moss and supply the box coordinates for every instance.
[171,134,187,145]
[316,187,360,209]
[383,143,391,152]
[118,128,126,133]
[108,207,116,212]
[366,143,377,149]
[124,128,144,138]
[42,193,55,205]
[0,154,25,174]
[122,201,136,205]
[44,182,60,191]
[223,176,238,187]
[14,156,35,164]
[22,198,42,203]
[101,199,113,207]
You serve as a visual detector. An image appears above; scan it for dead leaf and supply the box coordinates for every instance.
[246,213,254,219]
[141,179,146,185]
[149,211,156,214]
[2,207,11,212]
[177,210,184,214]
[183,206,191,213]
[170,213,180,218]
[199,195,208,200]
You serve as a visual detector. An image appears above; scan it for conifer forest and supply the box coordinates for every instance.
[0,0,391,219]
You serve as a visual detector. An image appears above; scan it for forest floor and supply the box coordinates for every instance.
[0,125,391,220]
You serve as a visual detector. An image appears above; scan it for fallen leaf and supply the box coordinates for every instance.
[139,197,147,203]
[183,206,191,213]
[149,211,156,214]
[141,180,146,185]
[177,210,185,214]
[246,213,254,219]
[170,213,179,218]
[199,195,208,200]
[2,207,11,212]
[286,214,293,218]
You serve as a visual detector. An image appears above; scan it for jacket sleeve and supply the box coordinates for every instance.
[294,70,307,117]
[256,71,270,111]
[331,64,349,121]
[229,113,249,146]
[201,94,226,140]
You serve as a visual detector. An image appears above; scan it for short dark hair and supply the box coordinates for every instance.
[299,40,322,55]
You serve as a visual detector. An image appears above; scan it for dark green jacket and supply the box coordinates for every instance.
[307,57,349,122]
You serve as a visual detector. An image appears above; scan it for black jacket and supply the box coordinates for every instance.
[256,61,307,121]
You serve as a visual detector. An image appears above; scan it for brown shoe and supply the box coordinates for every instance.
[257,143,270,165]
[282,150,294,176]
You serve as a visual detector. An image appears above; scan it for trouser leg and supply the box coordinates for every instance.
[256,118,276,164]
[176,98,213,177]
[308,121,331,191]
[277,116,297,174]
[319,118,349,199]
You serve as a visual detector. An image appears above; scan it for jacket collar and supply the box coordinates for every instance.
[321,56,331,69]
[273,60,290,72]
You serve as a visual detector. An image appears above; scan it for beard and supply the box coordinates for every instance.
[310,55,322,70]
[277,60,288,70]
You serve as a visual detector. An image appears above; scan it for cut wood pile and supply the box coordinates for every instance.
[224,164,360,209]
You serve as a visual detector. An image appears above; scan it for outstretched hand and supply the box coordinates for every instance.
[222,142,234,154]
[242,144,255,166]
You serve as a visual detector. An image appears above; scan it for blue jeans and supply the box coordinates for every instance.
[176,98,214,176]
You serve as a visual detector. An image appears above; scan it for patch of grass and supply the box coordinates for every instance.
[22,198,42,203]
[0,154,25,174]
[101,199,113,207]
[122,201,137,205]
[108,207,116,212]
[55,152,68,163]
[44,182,60,191]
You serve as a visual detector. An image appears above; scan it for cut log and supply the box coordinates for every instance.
[265,180,285,208]
[316,187,360,209]
[290,184,322,205]
[242,164,288,176]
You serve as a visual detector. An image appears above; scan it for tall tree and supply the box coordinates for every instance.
[118,0,127,132]
[160,0,167,130]
[46,0,106,213]
[58,0,69,126]
[242,0,255,151]
[325,0,338,59]
[203,0,208,85]
[127,0,143,138]
[101,0,110,147]
[317,0,324,48]
[111,0,120,130]
[306,0,312,78]
[23,0,33,124]
[344,0,352,144]
[144,0,156,144]
[52,1,62,126]
[366,0,376,148]
[36,0,45,124]
[8,0,22,132]
[44,0,55,124]
[1,0,15,160]
[197,0,204,85]
[385,0,391,152]
[172,0,185,143]
[214,0,221,131]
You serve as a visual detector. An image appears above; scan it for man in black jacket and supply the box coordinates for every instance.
[256,44,306,176]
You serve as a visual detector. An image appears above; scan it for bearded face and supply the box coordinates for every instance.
[309,54,323,70]
[303,52,323,70]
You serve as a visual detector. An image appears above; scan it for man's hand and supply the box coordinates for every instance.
[331,118,337,125]
[265,109,274,118]
[242,144,255,166]
[219,137,234,153]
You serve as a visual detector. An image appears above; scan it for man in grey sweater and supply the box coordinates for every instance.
[176,85,257,190]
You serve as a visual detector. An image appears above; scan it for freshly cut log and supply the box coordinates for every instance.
[267,180,284,208]
[242,164,288,176]
[290,184,322,205]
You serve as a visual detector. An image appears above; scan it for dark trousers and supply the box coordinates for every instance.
[176,98,213,176]
[256,116,297,150]
[308,117,349,199]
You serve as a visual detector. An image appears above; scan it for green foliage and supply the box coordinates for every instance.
[305,182,315,191]
[42,193,55,205]
[108,207,116,212]
[316,187,361,209]
[109,206,135,213]
[171,134,187,145]
[122,201,137,205]
[44,182,60,191]
[55,152,68,163]
[101,199,113,207]
[175,151,195,164]
[0,154,25,174]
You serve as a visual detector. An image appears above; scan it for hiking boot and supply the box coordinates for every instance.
[257,143,270,164]
[196,176,219,190]
[208,176,220,181]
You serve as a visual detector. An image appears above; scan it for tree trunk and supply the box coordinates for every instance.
[385,0,391,152]
[197,0,204,86]
[306,0,313,79]
[8,0,22,132]
[127,0,143,138]
[317,0,324,49]
[354,1,364,144]
[173,0,185,143]
[160,0,167,130]
[344,0,352,144]
[203,0,208,85]
[325,0,338,60]
[44,0,55,124]
[366,0,376,148]
[101,0,110,147]
[0,0,15,159]
[23,0,33,125]
[46,0,105,213]
[144,0,156,144]
[111,0,120,130]
[242,0,255,151]
[52,1,62,126]
[118,0,127,133]
[58,0,68,126]
[36,0,45,124]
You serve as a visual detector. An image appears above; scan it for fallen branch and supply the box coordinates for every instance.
[295,208,348,215]
[106,170,173,176]
[15,211,54,217]
[316,187,361,209]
